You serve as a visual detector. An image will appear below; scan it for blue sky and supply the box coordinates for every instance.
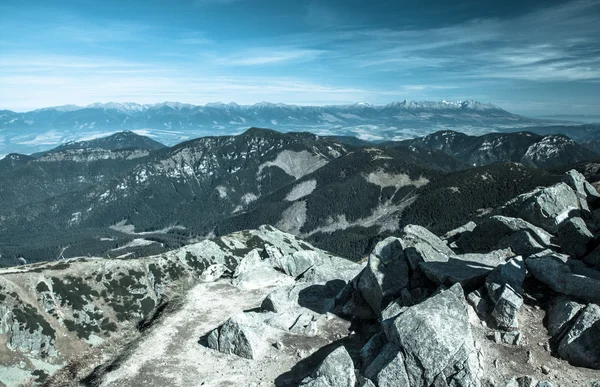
[1,0,599,116]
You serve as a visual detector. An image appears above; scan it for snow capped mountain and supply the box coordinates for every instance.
[0,100,565,155]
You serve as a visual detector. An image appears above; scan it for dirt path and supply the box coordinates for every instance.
[99,280,350,387]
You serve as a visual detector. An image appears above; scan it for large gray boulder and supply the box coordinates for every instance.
[206,313,267,359]
[583,244,600,268]
[363,343,410,387]
[384,284,481,386]
[526,251,600,304]
[499,183,581,233]
[547,297,585,337]
[563,169,600,211]
[399,225,454,270]
[557,217,594,259]
[360,332,387,370]
[456,216,554,255]
[557,303,600,369]
[419,249,513,289]
[280,250,322,278]
[299,346,356,387]
[357,237,410,315]
[486,256,526,330]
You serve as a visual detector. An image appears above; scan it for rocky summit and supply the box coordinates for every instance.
[0,168,599,387]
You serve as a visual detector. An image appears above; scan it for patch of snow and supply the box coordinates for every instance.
[216,186,228,198]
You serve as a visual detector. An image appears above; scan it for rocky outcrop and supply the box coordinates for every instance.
[557,304,600,369]
[557,217,594,259]
[384,284,481,386]
[499,182,581,233]
[526,251,600,304]
[299,346,356,387]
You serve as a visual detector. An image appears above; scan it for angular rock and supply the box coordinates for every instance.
[299,346,356,387]
[486,256,527,304]
[563,169,600,211]
[504,375,538,387]
[357,237,410,314]
[261,283,310,313]
[443,221,477,243]
[233,249,262,278]
[557,303,600,369]
[357,376,376,387]
[499,182,581,233]
[491,285,523,329]
[332,273,377,321]
[456,215,554,254]
[496,230,547,257]
[232,260,294,290]
[363,343,410,387]
[557,217,594,259]
[207,313,267,359]
[547,296,585,337]
[280,250,322,278]
[384,284,480,386]
[526,252,600,304]
[583,244,600,268]
[399,225,454,270]
[199,264,229,282]
[419,248,513,289]
[360,332,387,370]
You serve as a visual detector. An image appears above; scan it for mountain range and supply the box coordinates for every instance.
[3,100,599,155]
[0,127,595,267]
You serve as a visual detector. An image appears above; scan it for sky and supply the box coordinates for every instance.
[1,0,599,116]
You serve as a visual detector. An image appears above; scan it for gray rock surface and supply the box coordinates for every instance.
[207,313,267,359]
[456,215,554,255]
[419,248,513,288]
[583,245,600,268]
[299,346,356,387]
[526,252,600,304]
[557,217,594,259]
[384,284,481,386]
[557,304,600,369]
[357,237,409,314]
[563,169,600,211]
[363,343,410,387]
[399,225,454,270]
[360,332,387,370]
[499,182,581,233]
[547,297,585,337]
[280,251,322,278]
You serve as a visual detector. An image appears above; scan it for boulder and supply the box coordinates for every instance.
[199,264,229,282]
[499,183,581,233]
[332,273,377,321]
[547,297,585,337]
[207,313,267,359]
[496,230,547,257]
[456,216,554,255]
[557,303,600,369]
[360,332,387,370]
[232,260,294,290]
[419,248,513,289]
[491,285,523,329]
[557,217,594,259]
[504,376,538,387]
[280,250,322,278]
[357,376,376,387]
[233,249,262,278]
[357,237,410,314]
[399,225,454,270]
[363,343,410,387]
[443,221,477,243]
[384,284,480,386]
[299,346,356,387]
[563,169,600,210]
[583,244,600,268]
[261,283,310,313]
[486,256,527,304]
[526,252,600,304]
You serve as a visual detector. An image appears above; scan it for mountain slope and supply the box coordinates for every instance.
[393,130,597,169]
[0,129,348,266]
[42,131,166,154]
